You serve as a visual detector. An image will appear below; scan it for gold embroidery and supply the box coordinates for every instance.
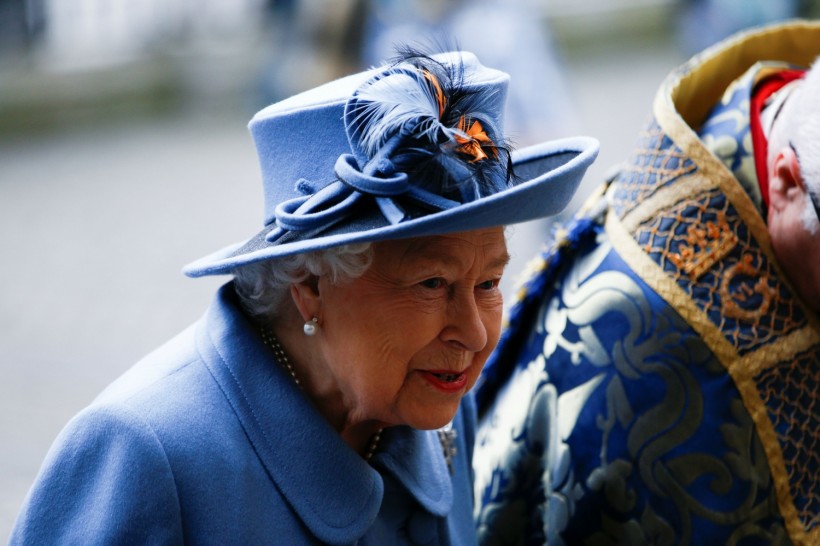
[755,347,820,534]
[608,20,820,544]
[610,122,698,220]
[668,210,738,279]
[720,253,774,320]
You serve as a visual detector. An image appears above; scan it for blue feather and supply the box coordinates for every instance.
[346,49,514,202]
[351,68,442,157]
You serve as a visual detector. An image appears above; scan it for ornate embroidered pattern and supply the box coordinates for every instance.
[756,348,820,533]
[667,209,738,279]
[477,29,820,545]
[475,228,791,545]
[633,188,806,355]
[610,120,698,219]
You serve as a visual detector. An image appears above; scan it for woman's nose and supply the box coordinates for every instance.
[441,289,488,352]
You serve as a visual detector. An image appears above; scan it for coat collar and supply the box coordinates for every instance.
[372,425,454,517]
[196,284,453,543]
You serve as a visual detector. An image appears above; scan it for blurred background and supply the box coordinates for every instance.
[1,0,817,539]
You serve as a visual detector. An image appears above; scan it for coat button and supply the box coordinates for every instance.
[407,512,437,544]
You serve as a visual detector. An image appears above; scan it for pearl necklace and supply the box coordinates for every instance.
[259,328,382,461]
[260,328,301,388]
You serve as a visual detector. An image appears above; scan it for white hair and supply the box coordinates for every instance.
[232,243,374,319]
[772,58,820,234]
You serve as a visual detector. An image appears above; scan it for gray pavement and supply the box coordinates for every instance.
[0,38,682,540]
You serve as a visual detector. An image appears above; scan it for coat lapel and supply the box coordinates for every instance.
[196,284,384,544]
[373,426,454,517]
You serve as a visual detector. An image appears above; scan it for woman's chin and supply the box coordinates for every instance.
[404,403,462,431]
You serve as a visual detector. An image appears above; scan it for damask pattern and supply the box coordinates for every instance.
[697,64,763,211]
[475,28,820,545]
[474,222,791,545]
[756,349,820,532]
[633,188,806,355]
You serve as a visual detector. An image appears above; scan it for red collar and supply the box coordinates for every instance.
[750,69,805,211]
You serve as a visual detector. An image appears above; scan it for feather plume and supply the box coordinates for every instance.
[346,47,515,202]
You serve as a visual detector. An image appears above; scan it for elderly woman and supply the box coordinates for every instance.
[10,50,597,544]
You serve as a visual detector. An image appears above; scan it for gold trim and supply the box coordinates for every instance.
[606,209,813,545]
[606,210,806,542]
[667,21,820,133]
[732,326,820,380]
[654,84,820,334]
[654,21,820,265]
[653,82,773,254]
[605,211,737,363]
[651,25,820,540]
[604,22,820,541]
[620,173,719,232]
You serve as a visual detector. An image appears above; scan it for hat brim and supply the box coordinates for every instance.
[183,136,599,277]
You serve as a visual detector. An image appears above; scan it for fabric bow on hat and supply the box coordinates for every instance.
[182,49,598,278]
[266,55,511,244]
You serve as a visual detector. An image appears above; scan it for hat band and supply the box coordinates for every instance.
[266,150,464,243]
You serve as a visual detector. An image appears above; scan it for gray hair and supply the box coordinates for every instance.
[771,58,820,234]
[232,243,374,319]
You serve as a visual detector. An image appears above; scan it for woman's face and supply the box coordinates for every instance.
[315,226,509,431]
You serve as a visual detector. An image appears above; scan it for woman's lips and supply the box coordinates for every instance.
[419,369,469,393]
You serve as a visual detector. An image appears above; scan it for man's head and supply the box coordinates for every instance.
[767,58,820,312]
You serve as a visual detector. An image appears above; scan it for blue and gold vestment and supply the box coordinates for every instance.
[474,21,820,546]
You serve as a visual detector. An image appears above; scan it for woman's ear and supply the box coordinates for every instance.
[290,276,321,323]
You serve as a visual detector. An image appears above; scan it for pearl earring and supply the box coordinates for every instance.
[303,317,319,336]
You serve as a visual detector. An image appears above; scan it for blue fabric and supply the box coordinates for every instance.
[473,219,790,545]
[473,22,820,545]
[696,61,763,211]
[476,213,600,416]
[11,284,479,545]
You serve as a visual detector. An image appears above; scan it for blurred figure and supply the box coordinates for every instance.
[0,0,44,53]
[360,0,578,145]
[676,0,801,55]
[0,0,27,52]
[474,20,819,545]
[255,0,368,104]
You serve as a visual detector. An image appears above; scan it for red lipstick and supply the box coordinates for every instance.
[419,370,468,393]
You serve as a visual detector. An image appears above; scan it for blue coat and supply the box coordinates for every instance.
[11,284,479,545]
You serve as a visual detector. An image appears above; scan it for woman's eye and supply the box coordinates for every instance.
[477,279,499,290]
[419,278,445,289]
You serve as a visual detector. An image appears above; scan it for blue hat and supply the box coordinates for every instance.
[184,51,598,277]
